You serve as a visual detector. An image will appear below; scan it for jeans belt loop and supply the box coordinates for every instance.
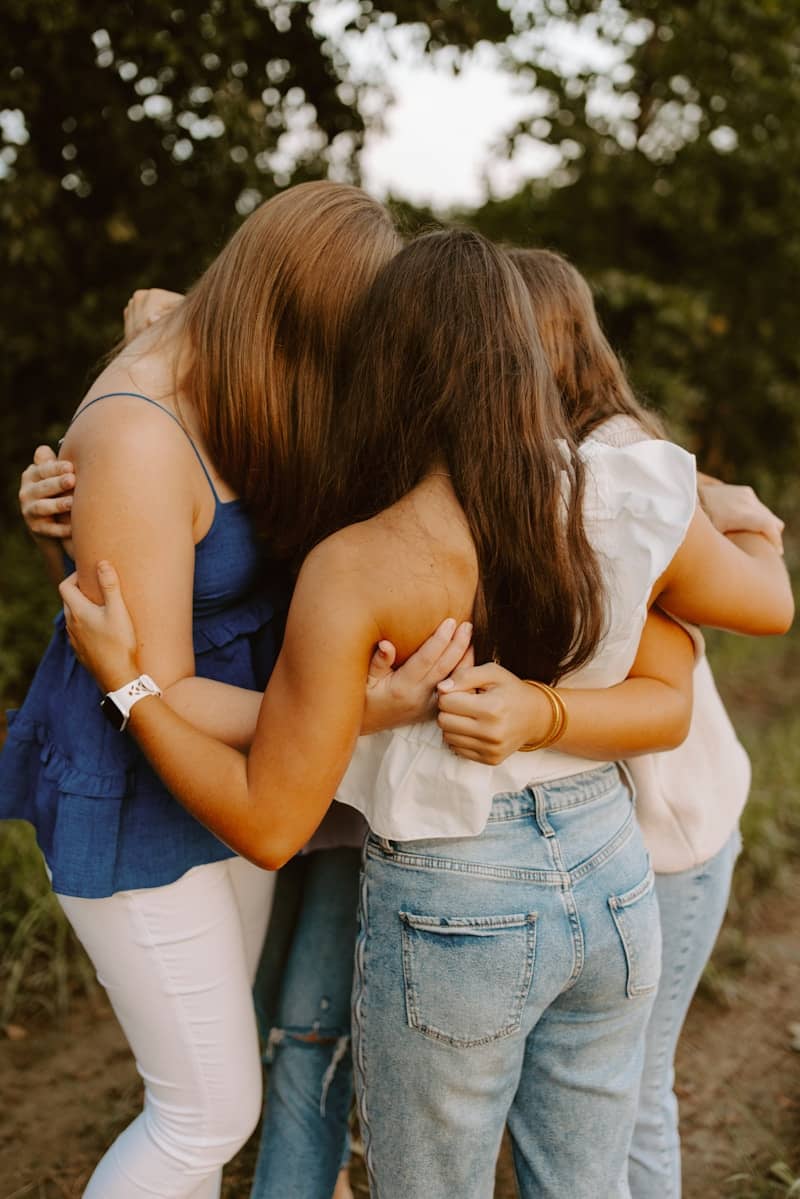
[533,787,556,838]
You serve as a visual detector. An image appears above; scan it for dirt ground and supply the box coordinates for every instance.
[2,871,798,1199]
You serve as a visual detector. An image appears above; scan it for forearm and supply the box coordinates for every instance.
[125,693,285,867]
[554,678,691,758]
[163,677,263,751]
[660,529,793,634]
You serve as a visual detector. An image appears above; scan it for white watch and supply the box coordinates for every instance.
[100,674,162,732]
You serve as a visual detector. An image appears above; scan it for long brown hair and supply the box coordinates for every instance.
[508,248,665,442]
[175,181,401,554]
[324,229,606,684]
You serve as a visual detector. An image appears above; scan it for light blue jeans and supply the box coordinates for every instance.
[629,827,741,1198]
[352,764,661,1199]
[251,847,361,1199]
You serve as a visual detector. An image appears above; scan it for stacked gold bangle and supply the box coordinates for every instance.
[519,680,569,752]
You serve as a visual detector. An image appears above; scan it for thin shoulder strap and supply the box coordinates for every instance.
[66,391,221,503]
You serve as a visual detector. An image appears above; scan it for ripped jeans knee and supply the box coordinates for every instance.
[265,1025,351,1118]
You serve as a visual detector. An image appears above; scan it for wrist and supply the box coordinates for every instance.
[100,672,161,732]
[519,680,569,752]
[101,655,141,693]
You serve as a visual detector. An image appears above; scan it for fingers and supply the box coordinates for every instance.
[702,482,786,554]
[27,519,72,539]
[425,621,473,684]
[437,661,503,696]
[453,643,475,673]
[440,736,499,764]
[437,710,480,736]
[25,457,74,481]
[26,471,75,498]
[20,455,75,534]
[124,289,184,340]
[368,640,397,683]
[26,495,73,519]
[398,618,458,681]
[21,460,74,496]
[96,560,121,598]
[58,571,80,620]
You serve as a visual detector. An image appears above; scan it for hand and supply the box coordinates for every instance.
[698,476,784,555]
[19,446,75,540]
[124,288,184,342]
[437,662,552,765]
[361,618,473,735]
[59,561,139,692]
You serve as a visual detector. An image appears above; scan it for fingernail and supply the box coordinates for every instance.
[461,622,473,636]
[378,641,392,655]
[437,679,454,693]
[441,618,456,636]
[63,475,75,486]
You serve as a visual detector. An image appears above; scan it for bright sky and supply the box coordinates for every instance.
[359,50,558,209]
[313,1,627,210]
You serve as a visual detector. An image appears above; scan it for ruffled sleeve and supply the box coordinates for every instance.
[567,439,697,686]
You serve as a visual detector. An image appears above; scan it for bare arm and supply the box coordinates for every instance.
[20,436,469,747]
[62,401,272,751]
[437,608,695,765]
[61,540,385,868]
[654,506,793,634]
[163,616,473,752]
[697,473,784,554]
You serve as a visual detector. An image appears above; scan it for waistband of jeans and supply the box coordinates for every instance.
[488,762,625,821]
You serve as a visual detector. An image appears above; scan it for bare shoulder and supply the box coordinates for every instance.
[60,362,182,473]
[296,523,379,592]
[297,489,477,657]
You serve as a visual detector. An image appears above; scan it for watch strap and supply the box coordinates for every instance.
[100,674,162,731]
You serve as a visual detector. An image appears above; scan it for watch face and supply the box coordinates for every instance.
[100,695,126,732]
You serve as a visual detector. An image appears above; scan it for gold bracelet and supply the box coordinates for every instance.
[519,680,569,752]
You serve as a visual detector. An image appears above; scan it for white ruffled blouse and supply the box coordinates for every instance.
[335,437,698,842]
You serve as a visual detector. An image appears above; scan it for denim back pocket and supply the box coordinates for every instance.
[608,868,661,998]
[400,911,537,1048]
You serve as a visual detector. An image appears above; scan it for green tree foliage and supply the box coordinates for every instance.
[0,0,513,501]
[471,0,800,485]
[0,0,519,704]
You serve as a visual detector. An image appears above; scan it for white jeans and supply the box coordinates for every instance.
[57,857,275,1199]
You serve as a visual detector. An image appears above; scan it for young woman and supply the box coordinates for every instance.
[433,245,787,1199]
[58,230,792,1198]
[18,300,472,1199]
[0,179,415,1199]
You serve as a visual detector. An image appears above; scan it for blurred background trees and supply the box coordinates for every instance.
[473,0,800,485]
[1,0,799,703]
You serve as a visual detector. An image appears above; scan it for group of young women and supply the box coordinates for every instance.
[4,180,792,1199]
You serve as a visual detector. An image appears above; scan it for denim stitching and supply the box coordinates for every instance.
[351,848,379,1197]
[366,806,635,889]
[365,842,570,885]
[568,810,635,884]
[401,914,537,1048]
[608,869,658,998]
[540,820,585,990]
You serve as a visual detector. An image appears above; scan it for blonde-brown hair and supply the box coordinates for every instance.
[507,248,665,443]
[176,181,401,554]
[323,229,606,684]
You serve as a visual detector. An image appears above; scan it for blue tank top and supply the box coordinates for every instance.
[0,393,292,897]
